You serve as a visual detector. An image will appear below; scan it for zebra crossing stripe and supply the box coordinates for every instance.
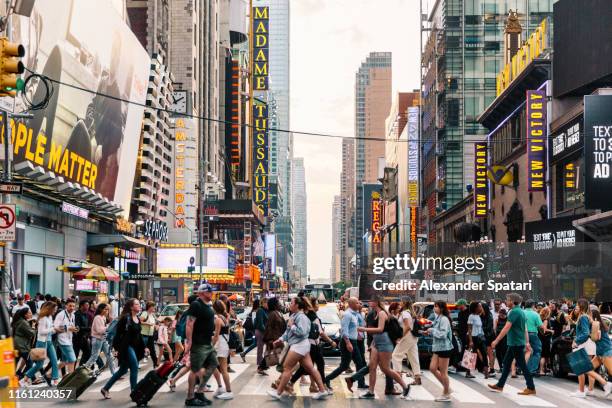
[468,374,556,407]
[532,378,612,408]
[422,371,493,403]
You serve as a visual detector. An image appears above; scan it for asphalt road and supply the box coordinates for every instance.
[17,355,612,407]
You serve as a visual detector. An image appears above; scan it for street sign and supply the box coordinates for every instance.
[0,96,15,113]
[0,182,22,194]
[0,204,16,241]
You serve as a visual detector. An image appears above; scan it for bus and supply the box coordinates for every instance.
[303,283,335,303]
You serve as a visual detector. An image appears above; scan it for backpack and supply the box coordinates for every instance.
[175,312,188,339]
[385,315,404,344]
[308,315,321,340]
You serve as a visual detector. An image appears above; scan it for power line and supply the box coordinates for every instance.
[24,69,555,145]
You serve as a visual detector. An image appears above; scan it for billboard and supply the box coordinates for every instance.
[371,191,382,244]
[584,95,612,211]
[473,142,488,218]
[407,107,419,207]
[171,118,198,231]
[526,90,547,192]
[252,6,269,91]
[157,245,236,275]
[7,0,149,211]
[252,102,269,216]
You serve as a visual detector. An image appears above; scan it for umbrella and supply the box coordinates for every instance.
[228,294,244,301]
[57,261,94,272]
[72,266,120,282]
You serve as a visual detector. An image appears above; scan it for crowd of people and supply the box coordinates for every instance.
[7,288,612,404]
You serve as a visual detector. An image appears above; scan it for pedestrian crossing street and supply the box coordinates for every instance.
[32,358,612,407]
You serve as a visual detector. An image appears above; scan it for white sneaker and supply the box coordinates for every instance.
[311,391,328,400]
[604,382,612,398]
[19,378,32,387]
[267,389,282,400]
[326,388,334,396]
[51,379,60,387]
[213,387,226,397]
[570,390,586,398]
[585,389,596,396]
[216,392,234,400]
[300,377,310,385]
[435,395,451,402]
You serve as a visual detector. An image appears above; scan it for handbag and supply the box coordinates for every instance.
[275,343,290,373]
[264,346,281,367]
[30,347,47,362]
[461,349,477,371]
[567,347,594,376]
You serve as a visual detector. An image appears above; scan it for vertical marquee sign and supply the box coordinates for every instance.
[474,142,488,218]
[584,95,612,211]
[253,102,269,216]
[371,191,383,256]
[252,6,269,91]
[526,90,547,192]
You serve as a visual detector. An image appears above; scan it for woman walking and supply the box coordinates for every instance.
[590,309,612,397]
[101,299,145,399]
[538,307,554,376]
[392,299,421,384]
[156,317,174,365]
[139,301,158,367]
[254,298,268,368]
[426,301,454,402]
[212,300,234,400]
[257,297,285,375]
[20,301,61,386]
[481,302,496,378]
[84,303,116,374]
[570,299,611,398]
[267,296,328,401]
[12,308,35,378]
[171,309,184,362]
[466,301,490,378]
[354,299,411,400]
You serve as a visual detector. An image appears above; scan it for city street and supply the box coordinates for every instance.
[25,354,612,408]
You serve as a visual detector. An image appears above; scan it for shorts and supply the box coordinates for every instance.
[190,344,219,373]
[59,345,77,363]
[433,350,453,359]
[577,339,597,356]
[373,333,394,353]
[597,349,612,358]
[215,336,230,358]
[289,339,311,356]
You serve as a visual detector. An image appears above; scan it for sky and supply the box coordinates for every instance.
[290,0,422,281]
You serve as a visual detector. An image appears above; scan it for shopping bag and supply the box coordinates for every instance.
[29,347,47,362]
[461,350,477,371]
[567,348,593,376]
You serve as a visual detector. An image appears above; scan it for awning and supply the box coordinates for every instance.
[87,234,149,249]
[573,211,612,241]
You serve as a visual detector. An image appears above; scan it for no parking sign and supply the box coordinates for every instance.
[0,204,16,241]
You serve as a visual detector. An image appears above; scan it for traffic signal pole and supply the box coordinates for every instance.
[1,110,10,303]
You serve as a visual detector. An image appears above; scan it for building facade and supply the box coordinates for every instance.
[331,195,342,283]
[291,158,307,285]
[340,138,355,282]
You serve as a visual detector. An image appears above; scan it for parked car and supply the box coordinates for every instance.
[317,306,341,356]
[551,314,612,381]
[157,303,189,323]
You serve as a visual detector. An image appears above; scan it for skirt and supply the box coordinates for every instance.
[215,335,230,358]
[577,338,597,356]
[289,339,311,356]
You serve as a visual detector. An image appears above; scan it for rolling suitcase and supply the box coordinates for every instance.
[57,366,98,400]
[130,362,175,407]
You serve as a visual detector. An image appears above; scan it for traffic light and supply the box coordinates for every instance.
[0,37,25,97]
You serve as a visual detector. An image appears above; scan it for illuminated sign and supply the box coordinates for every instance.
[115,217,135,235]
[61,202,89,219]
[552,120,581,158]
[252,7,269,91]
[526,90,547,192]
[496,18,549,96]
[229,60,241,173]
[564,162,577,191]
[410,207,418,258]
[143,219,168,242]
[474,143,488,218]
[584,95,612,211]
[172,118,198,230]
[252,102,269,216]
[407,107,419,207]
[371,191,382,243]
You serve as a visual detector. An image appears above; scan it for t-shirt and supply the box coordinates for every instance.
[11,303,30,315]
[507,306,526,346]
[140,311,156,337]
[524,309,543,333]
[53,310,75,346]
[468,313,484,337]
[399,310,413,331]
[187,299,215,346]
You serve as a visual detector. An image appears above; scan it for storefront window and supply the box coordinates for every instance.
[556,155,585,212]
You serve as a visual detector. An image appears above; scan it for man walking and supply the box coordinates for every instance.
[524,300,544,375]
[184,283,219,406]
[54,298,78,374]
[488,293,536,396]
[325,297,366,390]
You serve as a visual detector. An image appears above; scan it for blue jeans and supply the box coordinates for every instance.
[25,340,59,380]
[526,333,542,374]
[85,338,116,374]
[242,335,257,355]
[102,346,139,392]
[497,345,535,390]
[326,340,366,387]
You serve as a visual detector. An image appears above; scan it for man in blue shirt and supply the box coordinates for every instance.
[324,298,366,390]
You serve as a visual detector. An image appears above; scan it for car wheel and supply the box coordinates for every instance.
[552,353,567,378]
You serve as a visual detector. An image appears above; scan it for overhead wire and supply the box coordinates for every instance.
[21,69,550,145]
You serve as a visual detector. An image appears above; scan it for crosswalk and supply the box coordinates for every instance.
[28,358,612,407]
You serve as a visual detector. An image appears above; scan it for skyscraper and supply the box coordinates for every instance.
[291,158,307,285]
[331,195,342,283]
[354,52,392,270]
[340,138,355,282]
[420,0,556,242]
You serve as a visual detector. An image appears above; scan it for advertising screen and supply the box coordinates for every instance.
[10,0,150,211]
[584,95,612,211]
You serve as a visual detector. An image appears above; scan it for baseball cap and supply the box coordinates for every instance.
[456,299,468,306]
[196,283,214,293]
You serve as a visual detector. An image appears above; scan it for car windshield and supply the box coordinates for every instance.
[160,304,188,316]
[317,308,340,325]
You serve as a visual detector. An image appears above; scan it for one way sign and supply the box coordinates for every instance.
[0,204,16,241]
